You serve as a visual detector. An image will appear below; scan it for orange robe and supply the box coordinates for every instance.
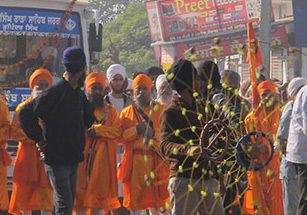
[119,101,169,211]
[243,106,283,215]
[75,102,121,211]
[0,99,12,210]
[9,97,53,215]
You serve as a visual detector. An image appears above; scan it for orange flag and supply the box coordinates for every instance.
[246,22,263,109]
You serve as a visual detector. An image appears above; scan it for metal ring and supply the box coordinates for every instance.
[235,131,274,171]
[199,119,230,161]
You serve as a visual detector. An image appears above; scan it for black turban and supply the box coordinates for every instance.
[167,59,196,93]
[197,60,220,87]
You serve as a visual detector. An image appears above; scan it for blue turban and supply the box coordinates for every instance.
[62,46,86,74]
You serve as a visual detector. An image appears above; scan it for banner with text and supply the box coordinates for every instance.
[0,8,80,37]
[175,25,287,61]
[147,0,262,42]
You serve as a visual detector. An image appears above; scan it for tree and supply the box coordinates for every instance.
[88,0,146,26]
[96,2,158,77]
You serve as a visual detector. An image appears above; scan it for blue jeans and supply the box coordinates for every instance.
[45,163,78,215]
[280,156,299,215]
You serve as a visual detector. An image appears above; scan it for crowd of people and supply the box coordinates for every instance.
[0,46,306,215]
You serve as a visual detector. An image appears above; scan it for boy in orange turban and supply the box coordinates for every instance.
[9,69,53,215]
[243,80,283,215]
[74,72,122,215]
[119,74,169,214]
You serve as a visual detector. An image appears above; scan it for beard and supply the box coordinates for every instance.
[77,73,86,88]
[136,95,150,108]
[263,99,276,112]
[32,89,43,98]
[157,92,172,105]
[110,83,123,94]
[89,93,104,108]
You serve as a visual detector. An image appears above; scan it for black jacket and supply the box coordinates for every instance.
[19,79,95,165]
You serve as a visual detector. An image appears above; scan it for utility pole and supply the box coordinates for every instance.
[259,0,272,79]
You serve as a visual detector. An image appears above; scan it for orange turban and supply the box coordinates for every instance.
[29,68,53,90]
[257,80,276,96]
[85,72,106,92]
[133,74,152,92]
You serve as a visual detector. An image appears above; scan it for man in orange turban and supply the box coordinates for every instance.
[74,72,122,215]
[0,98,12,211]
[9,68,53,215]
[29,68,53,91]
[243,80,283,215]
[119,74,169,214]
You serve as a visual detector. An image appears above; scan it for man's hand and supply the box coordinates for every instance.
[136,121,146,135]
[257,142,268,154]
[241,140,268,160]
[145,127,155,139]
[187,145,209,160]
[36,139,46,160]
[87,126,96,138]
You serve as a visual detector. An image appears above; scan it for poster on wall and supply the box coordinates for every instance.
[146,1,164,42]
[146,0,262,42]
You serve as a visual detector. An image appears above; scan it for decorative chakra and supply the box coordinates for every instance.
[201,191,207,197]
[167,73,174,80]
[165,202,170,210]
[248,146,253,152]
[202,168,207,175]
[189,139,194,145]
[154,104,159,111]
[193,162,199,168]
[148,139,154,146]
[150,171,155,179]
[188,184,194,192]
[172,147,178,155]
[178,165,183,173]
[191,126,196,132]
[205,106,209,113]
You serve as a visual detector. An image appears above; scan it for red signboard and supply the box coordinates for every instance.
[146,0,262,42]
[174,25,287,61]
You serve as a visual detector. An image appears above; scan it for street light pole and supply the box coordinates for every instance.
[259,0,272,79]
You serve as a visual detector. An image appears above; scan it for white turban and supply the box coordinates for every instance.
[127,78,133,90]
[288,77,307,99]
[106,64,126,81]
[155,74,168,91]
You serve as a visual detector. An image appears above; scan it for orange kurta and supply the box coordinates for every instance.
[243,105,283,215]
[119,101,169,211]
[0,99,12,210]
[75,102,121,211]
[9,97,53,215]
